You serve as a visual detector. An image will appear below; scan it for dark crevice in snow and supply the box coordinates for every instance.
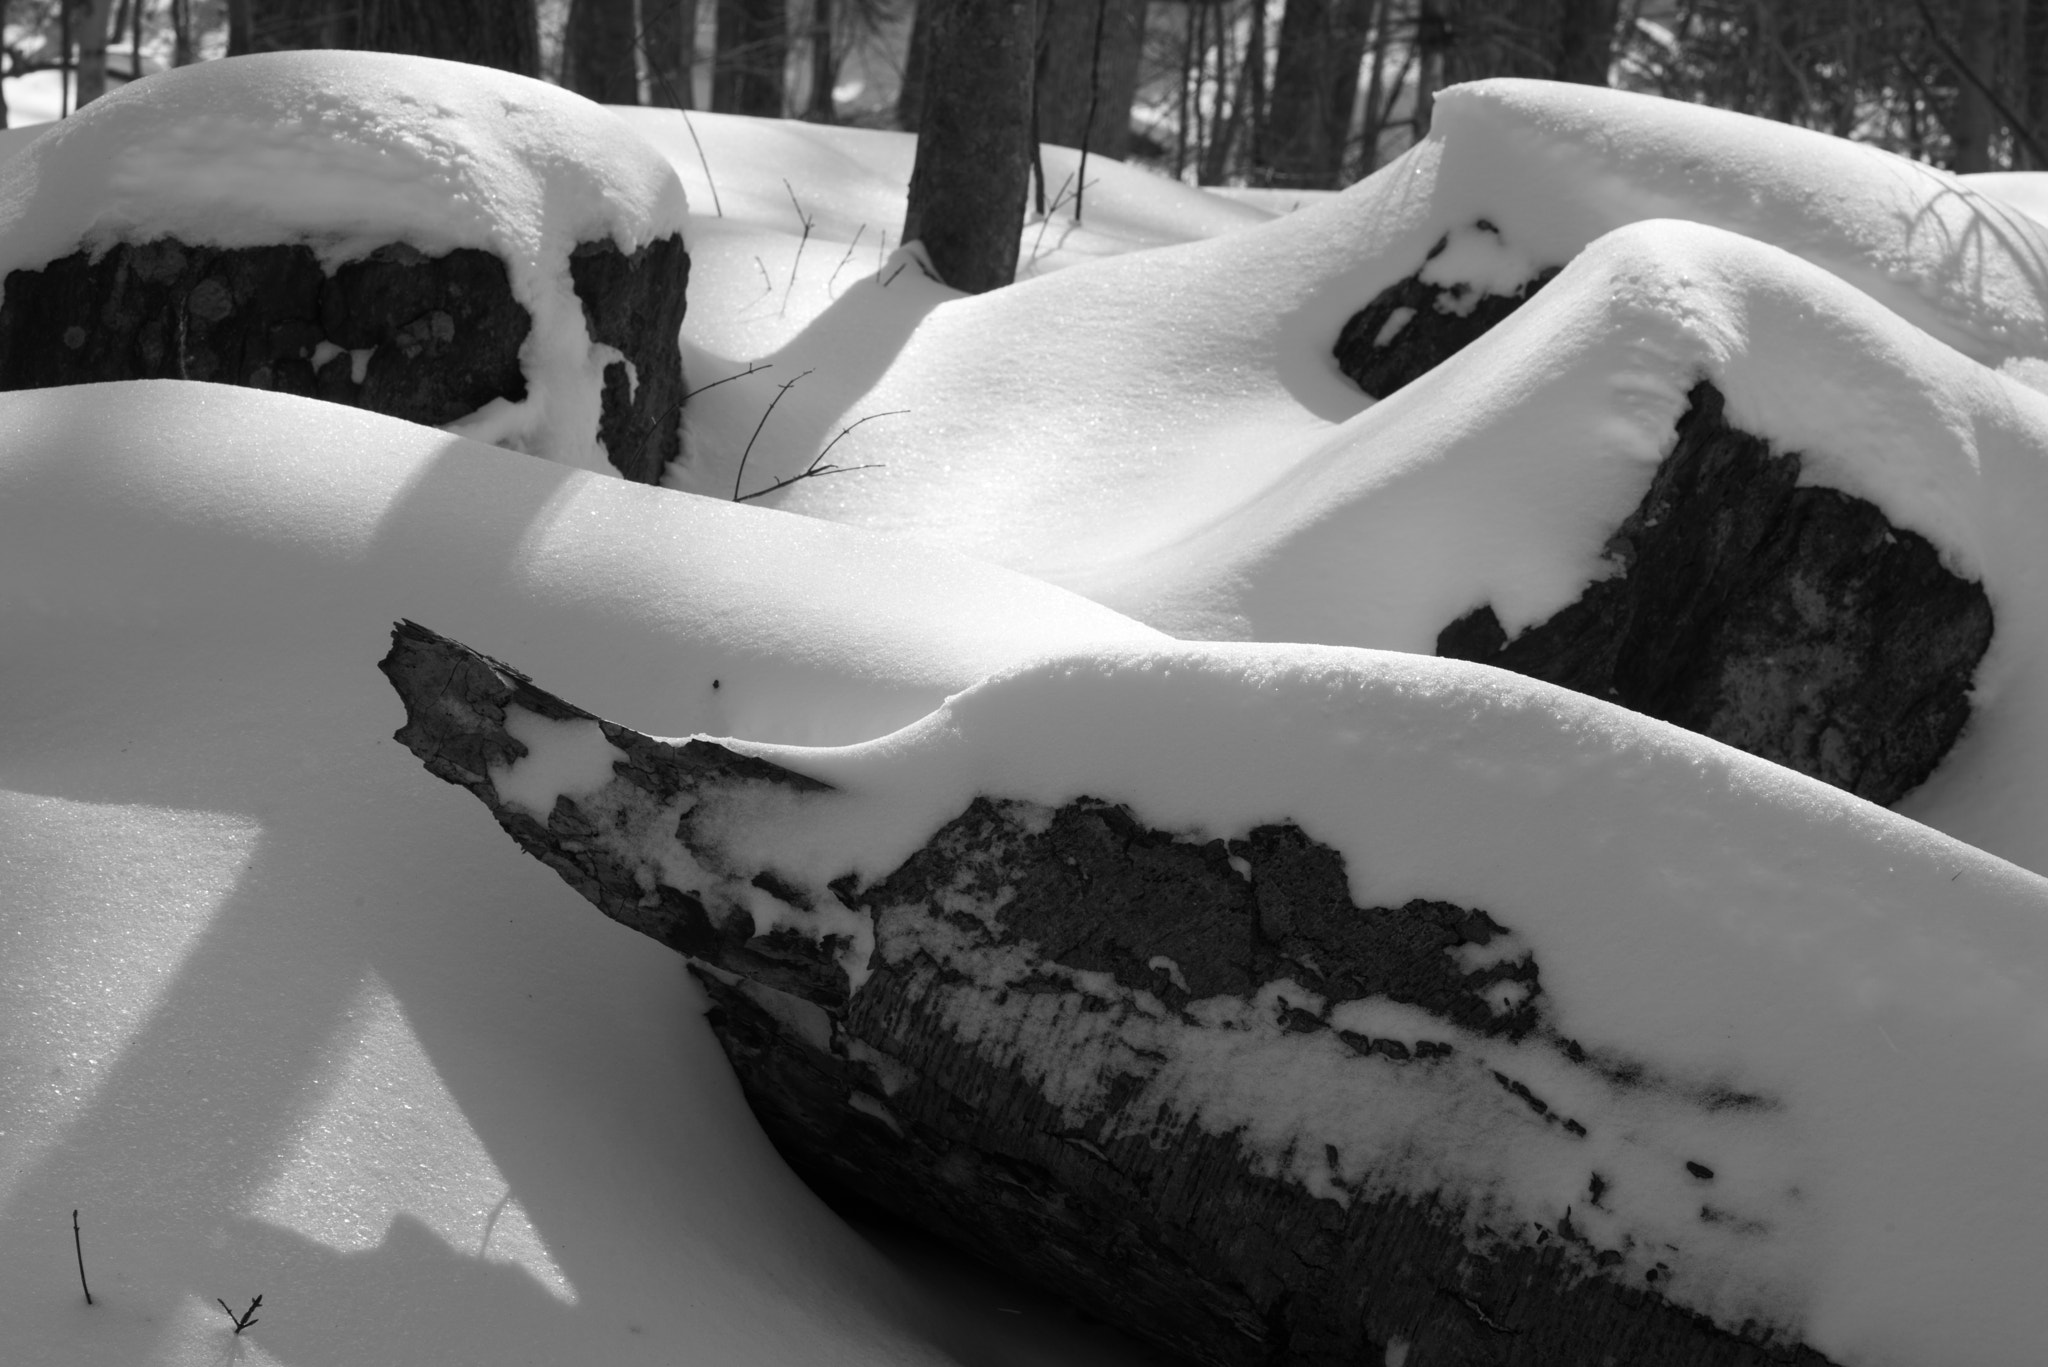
[1332,222,1562,399]
[1437,380,1995,806]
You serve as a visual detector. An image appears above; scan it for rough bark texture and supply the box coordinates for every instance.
[568,234,693,483]
[644,0,697,107]
[1265,0,1378,189]
[566,0,642,103]
[713,0,787,116]
[1035,0,1149,159]
[1333,222,1560,398]
[380,620,1846,1367]
[901,0,1036,293]
[1438,382,1993,806]
[0,232,689,483]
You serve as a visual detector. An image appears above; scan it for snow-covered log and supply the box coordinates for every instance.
[1437,381,1993,805]
[379,619,1842,1367]
[0,51,691,481]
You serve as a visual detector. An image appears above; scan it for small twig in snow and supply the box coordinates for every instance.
[781,180,815,316]
[735,408,907,503]
[216,1294,262,1334]
[731,369,815,501]
[827,224,867,297]
[748,256,774,308]
[680,112,725,218]
[683,360,772,403]
[73,1209,92,1306]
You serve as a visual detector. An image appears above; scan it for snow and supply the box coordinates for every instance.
[5,60,2048,1367]
[0,52,689,473]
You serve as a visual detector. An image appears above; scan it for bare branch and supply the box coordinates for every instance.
[735,407,905,503]
[731,369,815,501]
[827,224,868,297]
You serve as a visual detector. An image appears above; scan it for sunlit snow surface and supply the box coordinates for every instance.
[5,65,2048,1367]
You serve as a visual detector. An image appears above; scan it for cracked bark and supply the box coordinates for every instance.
[1438,382,1993,805]
[380,621,1842,1367]
[0,233,689,482]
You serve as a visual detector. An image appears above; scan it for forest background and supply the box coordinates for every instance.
[0,0,2038,194]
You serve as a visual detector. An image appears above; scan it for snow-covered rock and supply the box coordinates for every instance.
[0,51,691,477]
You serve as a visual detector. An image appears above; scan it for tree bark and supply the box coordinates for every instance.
[354,0,543,76]
[72,0,117,106]
[901,0,1034,293]
[1035,0,1147,159]
[1266,0,1377,188]
[1554,0,1619,84]
[645,0,698,107]
[566,0,641,102]
[1952,0,2001,170]
[897,0,932,129]
[713,0,787,115]
[805,0,836,120]
[377,619,1849,1367]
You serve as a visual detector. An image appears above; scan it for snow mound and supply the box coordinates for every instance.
[0,379,1161,1367]
[0,382,1161,746]
[0,51,689,474]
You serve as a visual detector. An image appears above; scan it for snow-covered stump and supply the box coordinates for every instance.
[379,620,1842,1367]
[0,51,691,482]
[1436,381,1993,806]
[1334,220,1563,399]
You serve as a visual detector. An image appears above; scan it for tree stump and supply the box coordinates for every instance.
[0,231,688,483]
[1437,381,1993,806]
[379,620,1843,1367]
[1333,221,1561,399]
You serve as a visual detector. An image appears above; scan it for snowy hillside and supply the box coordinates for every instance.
[2,55,2046,1367]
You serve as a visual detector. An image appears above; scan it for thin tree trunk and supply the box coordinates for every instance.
[898,0,932,129]
[1036,0,1145,157]
[2028,0,2048,167]
[805,0,836,119]
[1356,0,1389,176]
[73,0,116,106]
[1415,0,1448,139]
[713,0,786,115]
[567,0,640,102]
[1245,0,1269,179]
[1176,2,1193,178]
[172,0,194,66]
[1266,0,1376,187]
[901,0,1035,292]
[645,0,697,108]
[1953,0,2003,169]
[1555,0,1618,83]
[355,0,543,76]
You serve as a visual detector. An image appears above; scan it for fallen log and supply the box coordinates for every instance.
[379,620,1840,1367]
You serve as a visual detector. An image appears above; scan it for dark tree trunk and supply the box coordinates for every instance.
[377,619,1850,1367]
[566,0,641,102]
[713,0,787,115]
[805,0,836,120]
[897,0,932,129]
[1266,0,1377,188]
[644,0,698,107]
[227,0,253,56]
[901,0,1034,293]
[355,0,542,77]
[1554,0,1618,84]
[242,0,356,52]
[1951,0,2000,170]
[1035,0,1147,159]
